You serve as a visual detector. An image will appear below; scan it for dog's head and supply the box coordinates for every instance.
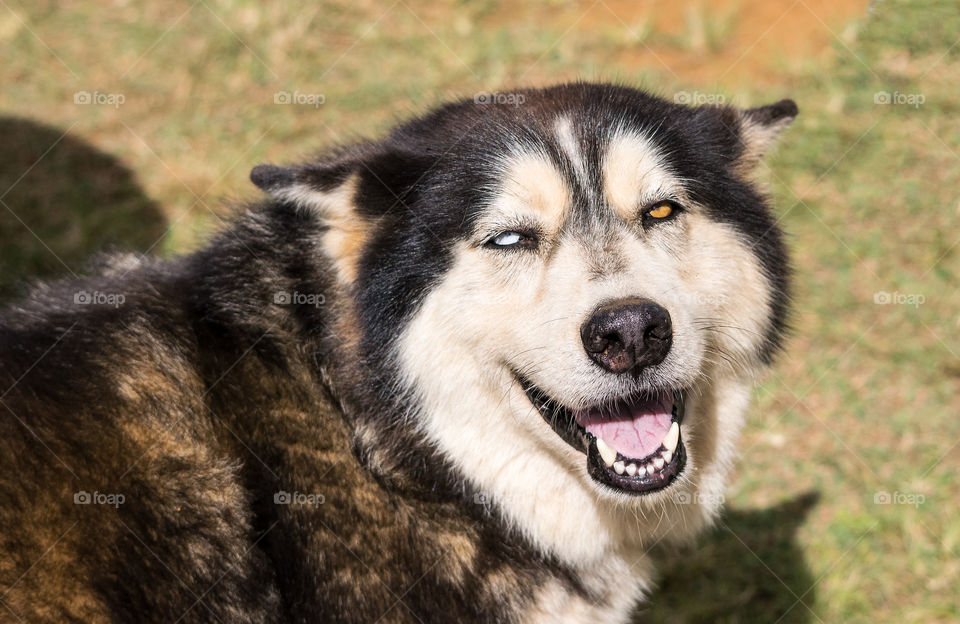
[253,83,795,563]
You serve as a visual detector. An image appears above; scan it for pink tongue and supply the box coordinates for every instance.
[576,391,673,460]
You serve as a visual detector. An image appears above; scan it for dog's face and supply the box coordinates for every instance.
[253,84,795,563]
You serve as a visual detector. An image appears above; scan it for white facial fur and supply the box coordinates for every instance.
[391,128,776,581]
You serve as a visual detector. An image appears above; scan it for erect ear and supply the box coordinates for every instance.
[250,147,433,283]
[735,99,798,170]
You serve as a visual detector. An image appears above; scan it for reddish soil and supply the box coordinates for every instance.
[497,0,870,87]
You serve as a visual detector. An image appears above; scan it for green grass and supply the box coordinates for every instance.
[1,0,958,621]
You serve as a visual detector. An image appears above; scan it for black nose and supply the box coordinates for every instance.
[580,298,673,375]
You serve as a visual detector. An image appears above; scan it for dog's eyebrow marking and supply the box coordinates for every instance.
[602,131,678,222]
[493,151,570,231]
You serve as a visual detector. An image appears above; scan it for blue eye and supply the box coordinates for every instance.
[486,230,538,250]
[493,232,523,246]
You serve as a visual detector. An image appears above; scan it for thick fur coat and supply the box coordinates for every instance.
[0,83,795,623]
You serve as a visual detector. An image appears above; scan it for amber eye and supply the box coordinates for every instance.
[642,200,683,226]
[648,202,673,219]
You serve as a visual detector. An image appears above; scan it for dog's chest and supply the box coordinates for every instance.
[520,550,654,623]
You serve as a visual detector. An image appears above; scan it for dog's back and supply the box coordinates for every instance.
[0,248,283,621]
[0,207,570,624]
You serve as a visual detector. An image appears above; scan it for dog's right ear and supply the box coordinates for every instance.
[249,163,296,192]
[250,159,356,207]
[251,146,433,215]
[250,148,433,283]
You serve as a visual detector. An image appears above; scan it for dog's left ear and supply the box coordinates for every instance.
[734,99,798,170]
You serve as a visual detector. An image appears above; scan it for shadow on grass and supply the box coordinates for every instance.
[0,117,166,302]
[637,492,820,623]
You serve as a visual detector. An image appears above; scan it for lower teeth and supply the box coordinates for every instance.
[593,422,680,477]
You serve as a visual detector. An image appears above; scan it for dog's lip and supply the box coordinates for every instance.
[515,373,687,495]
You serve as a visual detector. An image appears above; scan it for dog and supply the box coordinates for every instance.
[0,83,795,623]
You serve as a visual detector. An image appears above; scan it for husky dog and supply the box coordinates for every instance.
[0,83,795,623]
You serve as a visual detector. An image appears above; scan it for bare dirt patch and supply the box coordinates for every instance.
[494,0,870,87]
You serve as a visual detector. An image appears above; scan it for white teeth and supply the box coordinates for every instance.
[663,422,680,453]
[596,438,617,467]
[598,426,679,476]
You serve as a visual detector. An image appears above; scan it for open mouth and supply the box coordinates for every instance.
[518,377,686,495]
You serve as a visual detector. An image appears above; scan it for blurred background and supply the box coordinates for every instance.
[1,0,957,621]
